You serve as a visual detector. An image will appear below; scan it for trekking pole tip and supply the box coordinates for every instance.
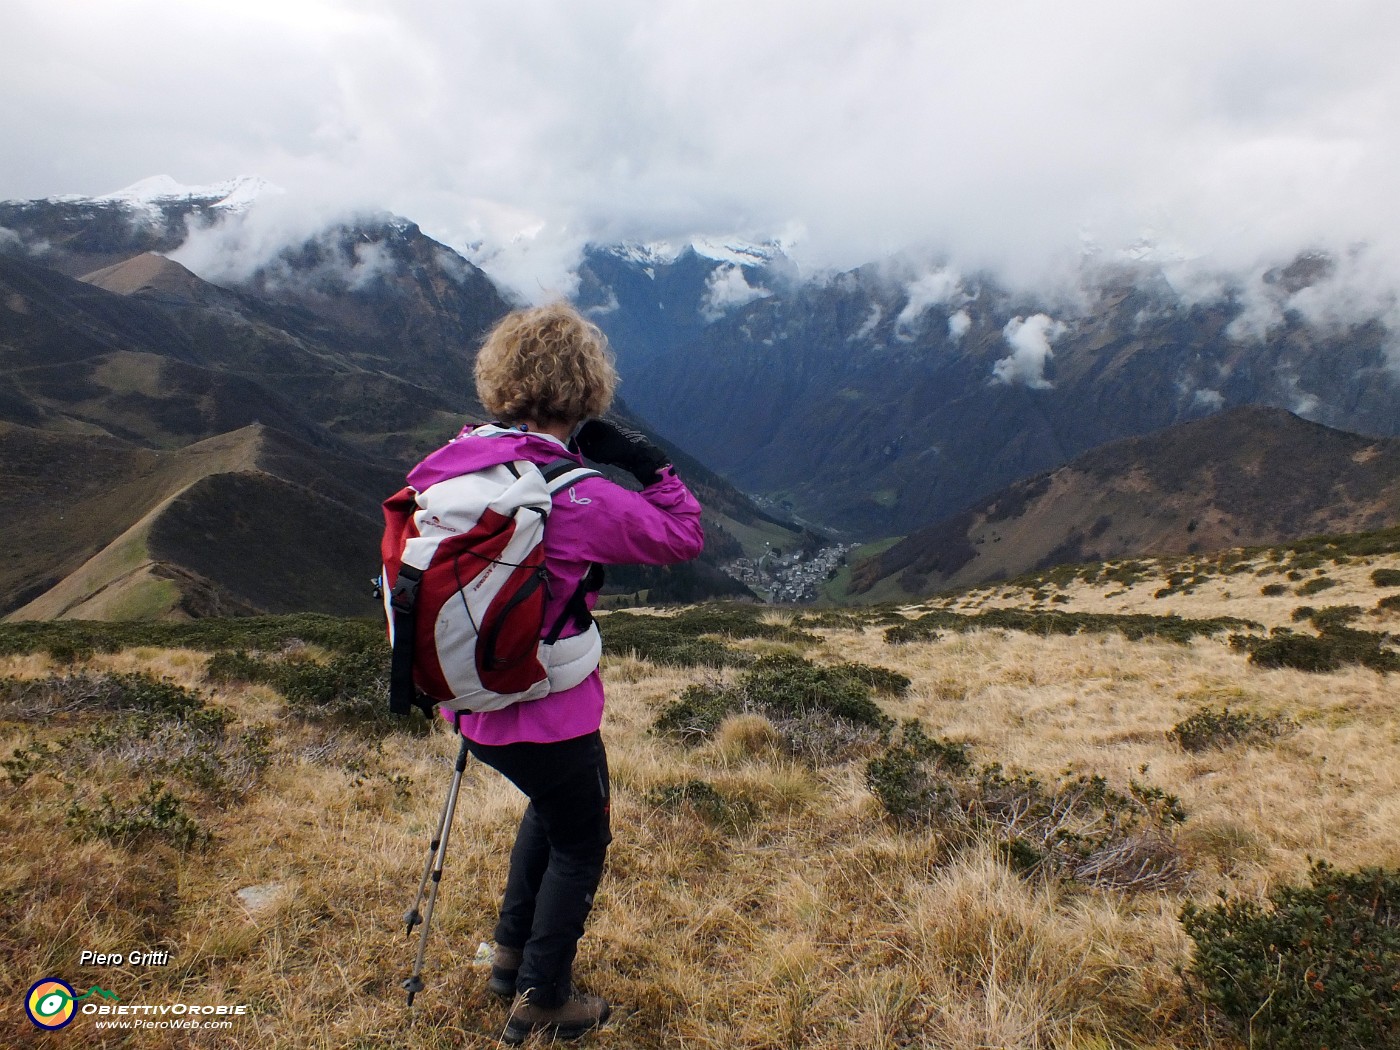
[403,908,422,936]
[403,975,424,1006]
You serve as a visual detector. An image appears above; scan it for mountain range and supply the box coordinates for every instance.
[577,244,1399,539]
[846,406,1400,599]
[0,183,797,618]
[3,176,1399,618]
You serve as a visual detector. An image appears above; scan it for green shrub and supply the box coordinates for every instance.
[793,608,907,630]
[864,720,971,825]
[2,739,62,786]
[1309,605,1365,631]
[654,654,893,758]
[828,662,910,696]
[646,779,760,834]
[669,605,814,644]
[66,781,211,851]
[884,609,1253,646]
[1380,594,1400,613]
[205,650,281,685]
[0,672,208,722]
[1236,627,1400,674]
[0,615,387,659]
[654,684,738,743]
[866,722,1187,890]
[1296,576,1339,597]
[1181,863,1400,1050]
[732,655,891,729]
[1372,568,1400,587]
[1170,706,1294,752]
[4,700,267,807]
[273,649,397,728]
[45,641,94,665]
[600,612,753,668]
[1261,583,1289,597]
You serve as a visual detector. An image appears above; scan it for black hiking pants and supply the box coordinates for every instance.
[465,730,612,1008]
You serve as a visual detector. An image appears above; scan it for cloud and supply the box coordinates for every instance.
[849,303,883,342]
[700,264,772,322]
[1191,388,1225,411]
[947,309,972,342]
[2,1,1400,305]
[994,314,1065,389]
[346,241,393,291]
[893,269,964,340]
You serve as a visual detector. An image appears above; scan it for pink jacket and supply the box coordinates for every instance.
[406,424,705,745]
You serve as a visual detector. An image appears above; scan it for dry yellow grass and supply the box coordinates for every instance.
[946,550,1400,633]
[2,570,1397,1048]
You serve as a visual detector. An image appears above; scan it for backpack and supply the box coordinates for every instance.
[380,455,603,718]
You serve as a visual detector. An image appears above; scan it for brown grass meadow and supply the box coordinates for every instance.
[3,550,1398,1049]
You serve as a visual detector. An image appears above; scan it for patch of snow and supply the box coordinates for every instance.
[605,235,790,270]
[691,236,783,267]
[610,241,681,266]
[88,175,278,212]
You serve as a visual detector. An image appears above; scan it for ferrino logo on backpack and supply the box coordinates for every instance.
[379,428,603,718]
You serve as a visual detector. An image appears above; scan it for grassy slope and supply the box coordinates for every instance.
[823,536,903,603]
[0,423,262,616]
[1,546,1397,1048]
[8,424,396,621]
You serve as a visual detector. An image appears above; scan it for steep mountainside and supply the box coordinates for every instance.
[0,192,798,616]
[3,423,397,619]
[848,407,1400,598]
[580,248,1400,538]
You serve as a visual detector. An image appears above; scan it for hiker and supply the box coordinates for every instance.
[403,303,704,1043]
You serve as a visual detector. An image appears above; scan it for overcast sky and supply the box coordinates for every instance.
[4,0,1399,296]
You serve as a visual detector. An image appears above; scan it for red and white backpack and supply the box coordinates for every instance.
[380,452,602,717]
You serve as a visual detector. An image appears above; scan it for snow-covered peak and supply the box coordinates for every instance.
[604,236,789,269]
[72,175,279,212]
[690,236,786,267]
[605,241,683,266]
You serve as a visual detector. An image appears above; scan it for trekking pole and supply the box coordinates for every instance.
[402,732,470,1006]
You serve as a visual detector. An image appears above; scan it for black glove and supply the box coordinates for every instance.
[574,419,670,486]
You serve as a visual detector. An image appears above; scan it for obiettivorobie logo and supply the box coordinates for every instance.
[25,979,120,1030]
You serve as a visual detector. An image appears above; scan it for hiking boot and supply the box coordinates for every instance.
[487,944,522,999]
[502,987,610,1044]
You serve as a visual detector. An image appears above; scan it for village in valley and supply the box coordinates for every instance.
[723,543,857,603]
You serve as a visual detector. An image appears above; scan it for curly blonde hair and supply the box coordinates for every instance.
[474,303,618,426]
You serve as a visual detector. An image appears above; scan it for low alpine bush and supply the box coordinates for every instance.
[646,779,760,834]
[66,780,211,851]
[1169,706,1294,752]
[654,654,894,760]
[1234,626,1400,673]
[1181,862,1400,1049]
[1296,576,1339,597]
[867,721,1187,890]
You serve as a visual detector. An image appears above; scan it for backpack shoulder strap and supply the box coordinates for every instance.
[538,457,601,494]
[535,458,604,646]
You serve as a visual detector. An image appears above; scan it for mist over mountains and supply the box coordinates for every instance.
[0,180,782,617]
[577,240,1400,538]
[2,176,1399,617]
